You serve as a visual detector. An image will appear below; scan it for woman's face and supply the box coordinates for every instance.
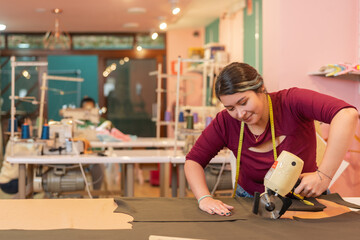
[219,90,266,125]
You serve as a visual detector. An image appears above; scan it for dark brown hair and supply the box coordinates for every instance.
[215,62,264,99]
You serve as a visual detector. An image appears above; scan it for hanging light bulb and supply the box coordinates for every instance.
[172,7,180,15]
[151,32,159,40]
[136,45,143,51]
[43,9,71,49]
[159,22,167,30]
[170,0,180,15]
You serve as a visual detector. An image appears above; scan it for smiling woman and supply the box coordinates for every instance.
[184,62,358,217]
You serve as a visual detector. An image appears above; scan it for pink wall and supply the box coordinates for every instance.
[263,0,359,106]
[263,0,360,196]
[166,28,205,136]
[219,10,244,62]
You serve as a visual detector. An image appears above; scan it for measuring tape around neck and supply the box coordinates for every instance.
[232,94,277,197]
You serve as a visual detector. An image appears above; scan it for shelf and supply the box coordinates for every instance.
[158,121,176,126]
[308,71,360,76]
[179,128,203,136]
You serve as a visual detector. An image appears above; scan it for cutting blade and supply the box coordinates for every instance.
[257,192,284,219]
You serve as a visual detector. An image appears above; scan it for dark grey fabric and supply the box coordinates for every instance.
[114,194,359,223]
[113,197,253,222]
[1,195,360,240]
[1,214,360,240]
[288,197,326,211]
[318,193,360,209]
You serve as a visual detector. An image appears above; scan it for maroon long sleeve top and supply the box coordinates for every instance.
[186,88,356,195]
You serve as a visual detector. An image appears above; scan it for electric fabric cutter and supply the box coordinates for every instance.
[253,151,304,219]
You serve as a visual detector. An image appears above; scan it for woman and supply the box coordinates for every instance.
[184,62,358,216]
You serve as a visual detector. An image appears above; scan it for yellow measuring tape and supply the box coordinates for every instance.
[232,94,278,197]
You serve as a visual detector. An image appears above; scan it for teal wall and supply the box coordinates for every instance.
[244,0,263,74]
[47,55,98,121]
[205,18,220,44]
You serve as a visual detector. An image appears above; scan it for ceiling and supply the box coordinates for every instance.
[0,0,240,33]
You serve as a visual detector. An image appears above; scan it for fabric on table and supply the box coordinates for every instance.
[318,193,360,209]
[114,194,358,223]
[113,197,254,222]
[0,198,133,230]
[1,213,360,240]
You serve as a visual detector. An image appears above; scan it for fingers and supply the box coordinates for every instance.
[294,173,327,197]
[223,203,234,210]
[200,199,233,216]
[294,183,304,195]
[295,183,321,197]
[206,207,215,215]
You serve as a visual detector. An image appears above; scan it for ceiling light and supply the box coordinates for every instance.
[124,57,129,62]
[172,7,180,15]
[136,45,143,51]
[0,24,6,31]
[119,60,125,65]
[43,9,71,49]
[151,32,159,40]
[170,0,181,15]
[53,8,62,14]
[159,22,167,30]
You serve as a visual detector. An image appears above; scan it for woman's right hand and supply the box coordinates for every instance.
[198,197,234,216]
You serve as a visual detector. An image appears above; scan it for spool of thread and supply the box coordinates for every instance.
[21,123,30,139]
[41,124,50,140]
[186,115,194,129]
[8,118,18,132]
[205,116,213,127]
[164,111,171,122]
[179,111,185,122]
[193,112,198,123]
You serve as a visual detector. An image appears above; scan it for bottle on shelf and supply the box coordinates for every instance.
[183,109,196,154]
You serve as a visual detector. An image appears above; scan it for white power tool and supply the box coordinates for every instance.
[253,150,304,219]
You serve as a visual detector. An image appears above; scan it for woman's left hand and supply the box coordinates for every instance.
[293,172,331,198]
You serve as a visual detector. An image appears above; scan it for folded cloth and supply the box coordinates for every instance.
[113,197,254,222]
[96,134,121,142]
[110,128,131,141]
[96,128,133,142]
